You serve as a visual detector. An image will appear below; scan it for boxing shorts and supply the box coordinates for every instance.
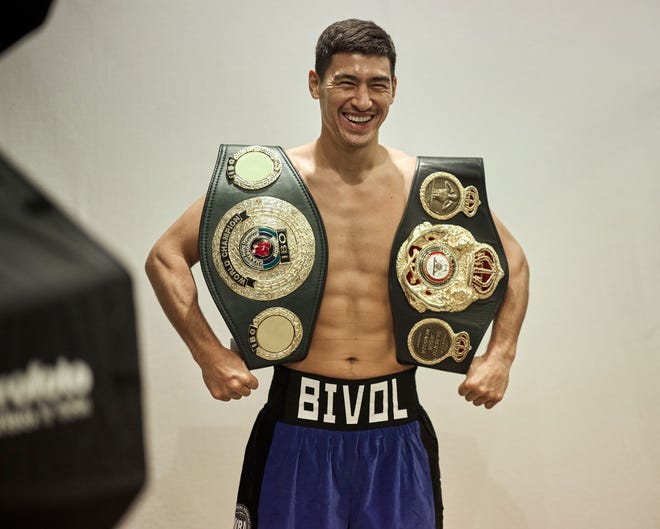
[232,366,443,529]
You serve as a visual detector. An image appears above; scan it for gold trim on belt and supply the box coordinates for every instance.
[395,222,505,313]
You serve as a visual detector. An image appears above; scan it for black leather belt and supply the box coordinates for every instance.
[199,145,328,369]
[389,157,509,373]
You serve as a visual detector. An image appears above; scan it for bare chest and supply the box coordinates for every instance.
[311,178,408,273]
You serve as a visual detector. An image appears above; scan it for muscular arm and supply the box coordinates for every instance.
[458,213,530,409]
[145,196,258,401]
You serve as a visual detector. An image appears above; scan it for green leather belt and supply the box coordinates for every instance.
[389,157,509,373]
[199,145,328,369]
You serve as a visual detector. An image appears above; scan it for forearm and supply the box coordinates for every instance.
[145,246,220,365]
[485,241,529,365]
[145,195,258,400]
[458,216,529,407]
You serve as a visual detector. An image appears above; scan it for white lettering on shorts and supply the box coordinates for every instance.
[296,377,409,425]
[297,377,320,421]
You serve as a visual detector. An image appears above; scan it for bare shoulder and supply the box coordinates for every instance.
[385,145,414,162]
[147,193,206,267]
[384,146,416,182]
[285,143,315,179]
[285,143,314,158]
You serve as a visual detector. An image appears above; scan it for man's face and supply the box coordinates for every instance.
[309,53,397,150]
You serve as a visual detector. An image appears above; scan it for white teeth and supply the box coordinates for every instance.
[345,114,372,123]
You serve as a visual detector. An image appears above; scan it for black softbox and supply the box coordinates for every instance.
[0,153,146,527]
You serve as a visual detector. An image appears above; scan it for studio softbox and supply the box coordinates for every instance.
[0,152,146,528]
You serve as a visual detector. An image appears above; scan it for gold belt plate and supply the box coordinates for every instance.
[211,196,315,300]
[407,318,471,365]
[226,145,282,190]
[396,222,504,313]
[248,307,303,361]
[419,171,480,220]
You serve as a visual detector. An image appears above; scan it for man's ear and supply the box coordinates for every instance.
[391,75,397,103]
[308,69,320,99]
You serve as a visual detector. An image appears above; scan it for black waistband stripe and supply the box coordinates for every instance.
[267,366,420,430]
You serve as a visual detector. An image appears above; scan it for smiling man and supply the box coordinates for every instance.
[146,19,529,529]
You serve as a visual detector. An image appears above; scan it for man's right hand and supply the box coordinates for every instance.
[197,346,259,401]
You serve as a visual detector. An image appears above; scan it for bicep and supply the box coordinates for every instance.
[491,210,527,273]
[153,194,206,267]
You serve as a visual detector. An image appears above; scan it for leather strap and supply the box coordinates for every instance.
[389,157,509,373]
[199,145,328,369]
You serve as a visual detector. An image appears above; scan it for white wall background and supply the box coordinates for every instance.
[1,0,659,527]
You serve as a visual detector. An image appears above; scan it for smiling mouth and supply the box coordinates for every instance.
[343,113,374,124]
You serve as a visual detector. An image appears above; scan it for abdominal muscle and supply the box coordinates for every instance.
[286,246,411,380]
[284,144,415,380]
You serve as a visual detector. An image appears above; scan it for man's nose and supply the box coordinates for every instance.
[352,85,372,111]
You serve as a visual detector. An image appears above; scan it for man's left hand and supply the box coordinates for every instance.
[458,353,511,409]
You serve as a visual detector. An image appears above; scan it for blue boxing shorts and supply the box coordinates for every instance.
[232,366,443,529]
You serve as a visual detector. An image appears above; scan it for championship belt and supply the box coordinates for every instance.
[389,157,509,373]
[199,145,328,369]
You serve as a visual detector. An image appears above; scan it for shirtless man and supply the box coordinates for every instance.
[146,19,529,529]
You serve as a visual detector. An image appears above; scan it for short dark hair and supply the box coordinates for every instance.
[315,19,396,81]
